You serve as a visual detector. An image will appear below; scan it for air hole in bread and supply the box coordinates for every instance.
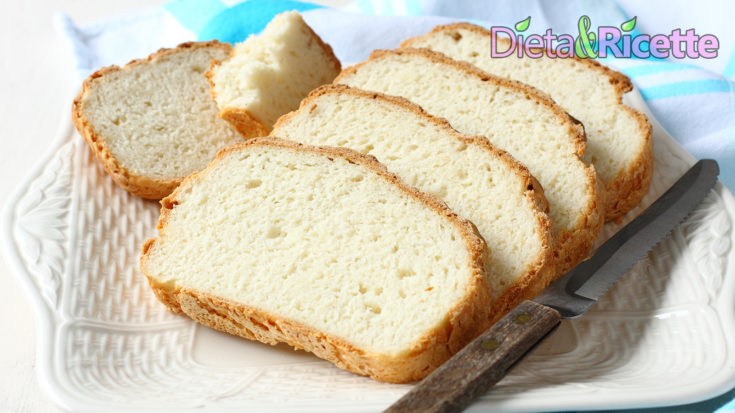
[267,320,283,333]
[365,303,382,314]
[249,317,269,331]
[266,226,283,238]
[246,179,262,188]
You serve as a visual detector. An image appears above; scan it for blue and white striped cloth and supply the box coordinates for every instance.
[57,0,735,192]
[57,2,735,411]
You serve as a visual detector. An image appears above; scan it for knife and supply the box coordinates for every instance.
[385,159,720,413]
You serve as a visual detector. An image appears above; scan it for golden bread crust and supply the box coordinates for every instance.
[219,107,271,138]
[275,84,556,322]
[71,41,237,200]
[140,137,492,383]
[335,48,604,277]
[206,13,341,137]
[401,22,653,221]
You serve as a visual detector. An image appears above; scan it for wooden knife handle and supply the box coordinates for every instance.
[385,300,561,413]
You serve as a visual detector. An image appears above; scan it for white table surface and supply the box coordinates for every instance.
[2,2,733,413]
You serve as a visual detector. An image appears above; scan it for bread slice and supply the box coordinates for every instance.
[401,23,653,220]
[208,11,341,137]
[140,137,492,383]
[336,48,603,275]
[72,41,244,199]
[272,84,553,321]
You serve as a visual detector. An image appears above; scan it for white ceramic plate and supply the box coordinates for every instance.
[3,90,735,413]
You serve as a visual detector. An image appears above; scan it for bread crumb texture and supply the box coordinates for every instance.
[337,49,602,274]
[76,43,243,182]
[210,12,341,132]
[403,24,652,219]
[273,85,552,315]
[141,139,491,382]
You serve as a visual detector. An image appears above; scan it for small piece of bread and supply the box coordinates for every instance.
[336,48,603,275]
[140,137,492,383]
[401,23,653,220]
[72,41,244,199]
[208,11,341,137]
[272,84,553,321]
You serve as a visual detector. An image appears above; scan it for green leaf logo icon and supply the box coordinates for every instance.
[621,16,637,32]
[515,16,531,32]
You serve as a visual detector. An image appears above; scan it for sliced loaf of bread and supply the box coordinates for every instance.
[336,48,603,275]
[272,85,553,320]
[72,41,244,199]
[402,23,653,220]
[140,137,492,383]
[208,11,341,137]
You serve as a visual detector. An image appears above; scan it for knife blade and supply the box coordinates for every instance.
[385,159,719,413]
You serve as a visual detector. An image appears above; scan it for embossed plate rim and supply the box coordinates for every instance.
[1,113,75,410]
[2,89,735,412]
